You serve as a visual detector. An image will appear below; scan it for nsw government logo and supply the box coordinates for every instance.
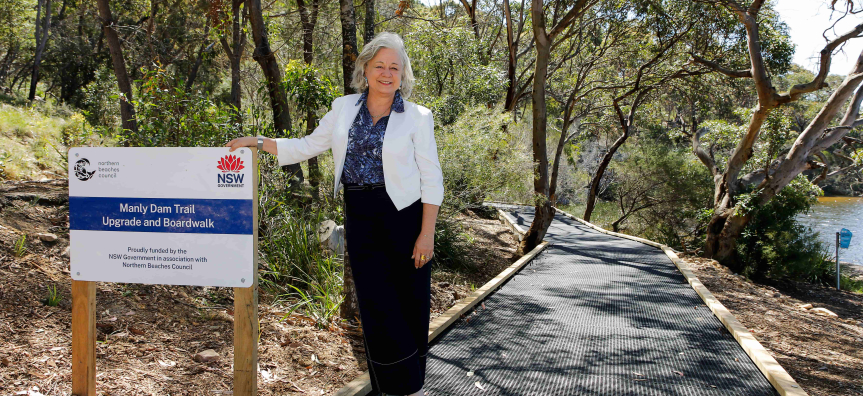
[216,154,245,187]
[74,158,96,181]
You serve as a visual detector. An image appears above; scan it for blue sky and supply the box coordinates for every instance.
[775,0,863,75]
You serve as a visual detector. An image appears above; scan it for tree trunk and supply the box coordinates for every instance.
[516,0,553,256]
[502,0,517,111]
[220,0,247,129]
[363,0,375,43]
[96,0,138,134]
[248,0,302,183]
[583,129,628,222]
[185,23,212,91]
[29,0,52,102]
[458,0,480,39]
[298,0,320,65]
[340,0,358,94]
[340,251,360,322]
[0,43,20,84]
[298,0,320,190]
[703,206,750,272]
[307,112,321,196]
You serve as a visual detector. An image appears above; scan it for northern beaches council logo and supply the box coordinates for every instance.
[74,158,96,181]
[216,154,245,187]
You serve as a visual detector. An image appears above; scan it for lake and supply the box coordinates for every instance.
[797,197,862,265]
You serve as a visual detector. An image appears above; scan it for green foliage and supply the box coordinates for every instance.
[406,26,506,124]
[436,105,532,212]
[691,1,794,76]
[128,65,240,147]
[282,60,338,119]
[257,157,344,327]
[736,176,833,283]
[607,144,714,249]
[431,217,475,272]
[0,102,109,180]
[13,234,26,257]
[43,284,62,307]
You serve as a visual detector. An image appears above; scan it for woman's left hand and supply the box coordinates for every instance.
[412,233,434,269]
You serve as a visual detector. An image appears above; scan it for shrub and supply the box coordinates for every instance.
[126,65,239,147]
[736,176,833,283]
[436,105,532,213]
[257,155,345,327]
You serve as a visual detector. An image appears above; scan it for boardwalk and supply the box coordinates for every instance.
[422,205,777,396]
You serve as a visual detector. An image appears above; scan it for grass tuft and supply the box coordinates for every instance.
[13,234,26,257]
[43,284,62,306]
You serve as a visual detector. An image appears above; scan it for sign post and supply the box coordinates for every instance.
[837,228,852,290]
[69,147,258,395]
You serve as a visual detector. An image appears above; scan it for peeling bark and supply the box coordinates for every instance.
[695,2,863,266]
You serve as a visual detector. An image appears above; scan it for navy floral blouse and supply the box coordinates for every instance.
[340,90,405,185]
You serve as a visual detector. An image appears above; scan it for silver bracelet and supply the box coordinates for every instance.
[257,137,264,151]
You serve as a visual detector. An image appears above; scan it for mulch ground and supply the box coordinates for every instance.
[0,180,518,396]
[681,254,863,396]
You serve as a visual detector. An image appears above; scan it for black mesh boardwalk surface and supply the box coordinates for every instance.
[422,205,778,396]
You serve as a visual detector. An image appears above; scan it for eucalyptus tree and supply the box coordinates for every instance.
[218,0,248,127]
[516,0,598,255]
[502,0,534,112]
[340,0,359,95]
[248,0,303,184]
[28,0,52,102]
[581,0,712,222]
[364,0,376,43]
[691,0,863,268]
[96,0,138,134]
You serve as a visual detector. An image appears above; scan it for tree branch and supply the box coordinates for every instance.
[783,22,863,102]
[690,53,752,78]
[693,127,719,176]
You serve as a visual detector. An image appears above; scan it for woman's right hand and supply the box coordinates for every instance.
[224,136,277,155]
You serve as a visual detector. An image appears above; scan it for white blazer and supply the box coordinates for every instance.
[275,93,444,211]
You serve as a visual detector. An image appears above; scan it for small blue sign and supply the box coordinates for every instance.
[840,228,853,249]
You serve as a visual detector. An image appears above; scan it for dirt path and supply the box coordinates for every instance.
[682,255,863,396]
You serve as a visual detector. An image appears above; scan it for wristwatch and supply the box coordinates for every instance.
[257,137,264,151]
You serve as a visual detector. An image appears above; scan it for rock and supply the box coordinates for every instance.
[438,281,450,288]
[772,293,781,298]
[317,220,345,256]
[1,357,10,366]
[810,308,838,318]
[194,349,220,363]
[36,233,58,242]
[61,246,70,258]
[798,303,813,310]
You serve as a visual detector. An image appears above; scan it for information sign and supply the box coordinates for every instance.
[840,228,852,249]
[69,148,254,287]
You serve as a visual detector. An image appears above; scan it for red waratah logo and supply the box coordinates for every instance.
[217,155,244,173]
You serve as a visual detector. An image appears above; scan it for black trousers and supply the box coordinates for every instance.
[344,187,432,395]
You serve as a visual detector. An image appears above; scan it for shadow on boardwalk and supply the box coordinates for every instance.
[422,206,778,396]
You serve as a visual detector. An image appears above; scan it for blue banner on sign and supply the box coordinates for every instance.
[70,197,253,235]
[840,228,852,249]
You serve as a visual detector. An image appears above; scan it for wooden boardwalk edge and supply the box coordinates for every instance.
[551,206,808,396]
[332,213,549,396]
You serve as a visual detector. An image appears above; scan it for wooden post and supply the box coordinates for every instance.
[234,147,259,395]
[71,280,96,396]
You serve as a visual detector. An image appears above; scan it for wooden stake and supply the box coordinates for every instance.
[234,147,259,395]
[71,280,96,396]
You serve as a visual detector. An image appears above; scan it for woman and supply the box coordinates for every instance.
[225,32,443,396]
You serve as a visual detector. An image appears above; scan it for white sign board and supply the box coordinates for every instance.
[69,148,254,287]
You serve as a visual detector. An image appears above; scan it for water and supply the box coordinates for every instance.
[797,197,863,265]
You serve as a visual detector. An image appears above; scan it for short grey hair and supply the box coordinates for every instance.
[351,32,415,99]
